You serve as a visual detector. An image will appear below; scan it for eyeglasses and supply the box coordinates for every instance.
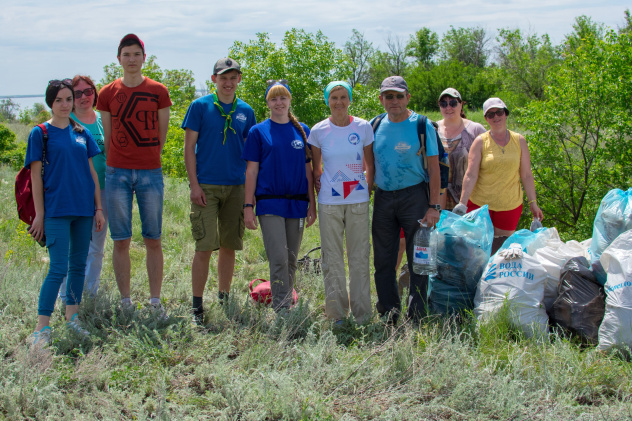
[384,93,406,100]
[439,99,459,108]
[485,109,506,119]
[74,88,95,98]
[48,79,73,88]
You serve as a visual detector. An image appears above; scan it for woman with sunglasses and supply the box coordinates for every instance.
[25,79,104,348]
[436,88,486,211]
[307,81,374,324]
[242,80,316,313]
[455,97,543,253]
[59,75,107,303]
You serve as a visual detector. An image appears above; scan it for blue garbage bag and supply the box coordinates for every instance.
[496,227,559,256]
[590,188,632,285]
[428,205,494,314]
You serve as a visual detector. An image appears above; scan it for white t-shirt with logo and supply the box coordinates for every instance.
[308,117,374,205]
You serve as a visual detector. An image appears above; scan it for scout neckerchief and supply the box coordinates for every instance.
[212,92,238,145]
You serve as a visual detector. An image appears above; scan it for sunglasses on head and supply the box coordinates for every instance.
[48,79,73,88]
[74,88,95,99]
[384,93,406,100]
[266,79,289,86]
[485,109,506,119]
[439,99,459,108]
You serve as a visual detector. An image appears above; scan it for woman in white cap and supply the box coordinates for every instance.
[454,97,543,253]
[436,88,486,211]
[308,81,374,324]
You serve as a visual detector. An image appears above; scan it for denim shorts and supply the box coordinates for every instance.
[105,166,164,240]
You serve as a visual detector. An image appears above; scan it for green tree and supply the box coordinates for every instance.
[344,29,375,88]
[0,99,19,122]
[19,103,50,125]
[619,9,632,34]
[367,35,409,88]
[440,26,490,67]
[0,123,24,170]
[518,29,632,240]
[229,29,351,127]
[496,29,561,107]
[406,27,439,67]
[406,60,500,112]
[564,15,605,53]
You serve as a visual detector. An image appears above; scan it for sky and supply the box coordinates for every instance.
[0,0,629,102]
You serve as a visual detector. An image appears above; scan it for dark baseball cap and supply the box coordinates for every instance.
[118,33,145,56]
[380,76,408,93]
[213,57,241,75]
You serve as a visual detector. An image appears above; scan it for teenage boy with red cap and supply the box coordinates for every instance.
[97,34,172,315]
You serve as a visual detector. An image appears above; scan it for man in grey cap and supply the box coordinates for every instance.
[182,57,257,324]
[370,75,441,324]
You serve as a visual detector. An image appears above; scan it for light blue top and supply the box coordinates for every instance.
[71,111,105,189]
[373,111,438,191]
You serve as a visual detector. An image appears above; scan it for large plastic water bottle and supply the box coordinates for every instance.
[413,220,437,275]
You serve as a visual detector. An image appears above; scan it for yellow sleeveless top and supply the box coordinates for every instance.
[470,130,523,211]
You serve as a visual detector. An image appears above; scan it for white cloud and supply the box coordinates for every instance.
[0,0,629,97]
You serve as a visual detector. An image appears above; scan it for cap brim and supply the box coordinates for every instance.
[380,87,406,93]
[215,67,241,75]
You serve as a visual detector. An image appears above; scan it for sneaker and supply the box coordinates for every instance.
[66,314,90,337]
[193,309,204,326]
[121,297,135,311]
[150,302,168,321]
[218,291,229,306]
[27,326,52,348]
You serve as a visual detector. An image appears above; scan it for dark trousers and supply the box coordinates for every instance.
[372,182,430,322]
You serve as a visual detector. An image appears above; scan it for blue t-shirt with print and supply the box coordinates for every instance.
[373,111,438,191]
[181,95,256,185]
[242,119,311,219]
[24,123,101,218]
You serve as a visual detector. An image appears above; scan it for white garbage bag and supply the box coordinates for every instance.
[533,238,590,313]
[474,243,549,338]
[597,230,632,351]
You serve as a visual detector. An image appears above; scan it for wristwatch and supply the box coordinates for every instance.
[428,204,441,211]
[243,203,254,209]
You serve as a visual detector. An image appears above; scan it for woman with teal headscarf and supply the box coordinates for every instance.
[307,81,375,324]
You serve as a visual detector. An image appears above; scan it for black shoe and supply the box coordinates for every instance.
[193,308,204,326]
[218,291,229,305]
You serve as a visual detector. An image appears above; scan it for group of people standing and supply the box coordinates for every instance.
[25,33,543,346]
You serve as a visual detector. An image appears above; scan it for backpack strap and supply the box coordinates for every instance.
[36,123,48,177]
[370,113,387,133]
[416,114,428,170]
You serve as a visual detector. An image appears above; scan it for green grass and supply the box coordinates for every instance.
[1,164,631,420]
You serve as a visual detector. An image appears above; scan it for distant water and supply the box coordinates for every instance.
[0,95,47,112]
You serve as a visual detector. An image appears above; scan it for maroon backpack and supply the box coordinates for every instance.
[15,123,47,225]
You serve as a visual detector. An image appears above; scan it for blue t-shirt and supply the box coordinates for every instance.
[373,111,438,191]
[242,119,311,219]
[24,123,101,218]
[181,95,256,185]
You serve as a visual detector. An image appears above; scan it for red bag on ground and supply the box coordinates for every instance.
[249,278,298,306]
